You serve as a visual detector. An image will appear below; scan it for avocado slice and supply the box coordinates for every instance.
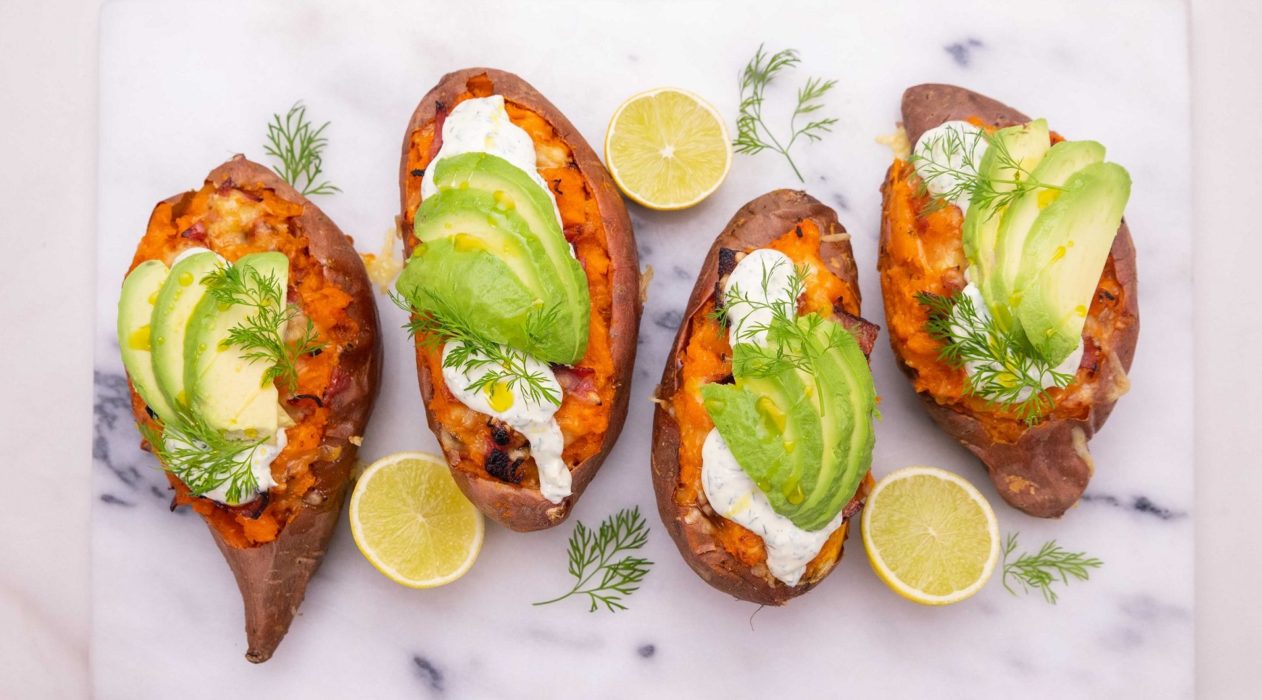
[963,119,1050,325]
[988,140,1106,320]
[184,252,288,435]
[792,318,876,527]
[151,251,222,410]
[702,315,876,531]
[1015,162,1131,365]
[117,260,178,422]
[702,343,822,524]
[409,185,586,363]
[429,152,589,338]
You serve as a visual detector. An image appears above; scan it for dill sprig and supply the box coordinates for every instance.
[1002,533,1102,604]
[139,410,267,505]
[533,506,653,613]
[391,288,562,407]
[203,263,323,393]
[733,44,838,182]
[918,290,1072,425]
[264,102,340,196]
[712,257,857,414]
[909,125,1062,216]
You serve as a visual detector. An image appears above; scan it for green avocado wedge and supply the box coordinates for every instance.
[702,314,875,531]
[184,252,288,436]
[988,140,1106,323]
[409,184,587,364]
[963,119,1050,327]
[118,260,178,422]
[1015,161,1131,365]
[150,250,222,411]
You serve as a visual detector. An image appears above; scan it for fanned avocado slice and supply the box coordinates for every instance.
[410,185,586,363]
[151,251,221,410]
[184,252,288,436]
[1015,162,1131,365]
[963,119,1049,327]
[989,140,1105,323]
[702,314,876,531]
[118,260,177,422]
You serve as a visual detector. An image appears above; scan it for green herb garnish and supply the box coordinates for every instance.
[264,102,340,196]
[733,45,838,182]
[533,506,653,612]
[139,409,267,505]
[1001,533,1102,604]
[391,288,562,407]
[909,126,1062,216]
[918,290,1072,424]
[203,263,323,393]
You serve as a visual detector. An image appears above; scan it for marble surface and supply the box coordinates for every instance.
[91,0,1193,697]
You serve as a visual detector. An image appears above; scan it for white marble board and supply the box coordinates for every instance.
[93,0,1193,697]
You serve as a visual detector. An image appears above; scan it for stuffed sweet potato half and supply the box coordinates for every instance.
[652,190,878,605]
[879,84,1138,518]
[396,68,641,531]
[117,156,381,662]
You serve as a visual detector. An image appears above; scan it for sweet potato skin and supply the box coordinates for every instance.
[131,156,381,662]
[651,190,874,605]
[399,68,641,531]
[880,84,1139,518]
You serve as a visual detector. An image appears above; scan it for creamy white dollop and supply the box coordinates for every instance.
[700,247,847,586]
[952,282,1083,390]
[167,427,285,506]
[912,120,988,214]
[421,95,558,215]
[701,430,845,586]
[441,342,570,503]
[721,248,797,346]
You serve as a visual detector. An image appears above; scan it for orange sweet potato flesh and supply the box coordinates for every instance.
[652,190,876,605]
[399,69,641,531]
[125,156,381,662]
[879,84,1139,518]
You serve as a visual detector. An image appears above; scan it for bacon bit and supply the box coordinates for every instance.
[555,365,600,404]
[485,448,524,483]
[215,177,236,196]
[178,222,207,242]
[830,304,880,358]
[488,419,512,446]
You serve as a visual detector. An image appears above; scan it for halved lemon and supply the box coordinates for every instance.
[349,451,484,588]
[861,466,1000,605]
[604,88,731,210]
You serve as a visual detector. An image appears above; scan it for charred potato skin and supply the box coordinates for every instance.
[128,156,382,662]
[652,190,873,606]
[399,68,641,531]
[881,84,1139,518]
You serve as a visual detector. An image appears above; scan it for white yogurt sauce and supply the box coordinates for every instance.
[420,95,559,221]
[441,342,570,503]
[912,120,988,214]
[166,427,285,506]
[700,247,844,586]
[701,430,845,586]
[952,282,1083,390]
[720,248,797,346]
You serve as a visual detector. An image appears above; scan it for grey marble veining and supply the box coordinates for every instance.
[93,1,1193,697]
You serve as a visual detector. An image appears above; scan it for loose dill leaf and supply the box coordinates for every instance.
[203,263,324,393]
[734,44,838,182]
[390,287,562,407]
[264,102,340,196]
[908,125,1062,217]
[140,409,266,505]
[533,506,653,612]
[917,290,1072,425]
[1002,532,1102,604]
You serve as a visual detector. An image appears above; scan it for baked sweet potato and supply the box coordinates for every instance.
[879,84,1139,518]
[399,68,641,531]
[651,190,877,605]
[123,156,381,662]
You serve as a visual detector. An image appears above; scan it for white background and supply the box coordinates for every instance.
[0,0,1257,697]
